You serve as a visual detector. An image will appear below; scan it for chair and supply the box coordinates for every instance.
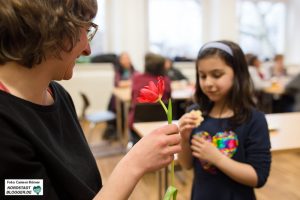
[133,102,168,123]
[90,53,117,64]
[80,92,129,158]
[79,92,116,140]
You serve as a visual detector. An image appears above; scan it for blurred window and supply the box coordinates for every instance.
[148,0,202,59]
[238,0,286,60]
[91,0,106,56]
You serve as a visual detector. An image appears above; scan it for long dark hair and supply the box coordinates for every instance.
[195,40,256,126]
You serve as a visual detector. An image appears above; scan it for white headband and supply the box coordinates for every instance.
[198,42,233,57]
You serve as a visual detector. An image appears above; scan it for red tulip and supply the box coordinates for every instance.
[136,76,177,199]
[137,76,165,103]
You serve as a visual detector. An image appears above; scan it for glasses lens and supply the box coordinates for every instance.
[87,26,96,41]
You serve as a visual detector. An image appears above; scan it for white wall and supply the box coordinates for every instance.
[58,63,114,116]
[104,0,148,71]
[285,0,300,65]
[202,0,238,43]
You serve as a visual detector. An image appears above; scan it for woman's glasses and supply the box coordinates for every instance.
[87,22,98,42]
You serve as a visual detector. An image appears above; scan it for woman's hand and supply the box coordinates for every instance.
[127,124,181,174]
[190,136,223,165]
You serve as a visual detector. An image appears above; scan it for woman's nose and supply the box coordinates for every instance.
[81,43,91,56]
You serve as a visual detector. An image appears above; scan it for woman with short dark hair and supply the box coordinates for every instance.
[0,1,181,199]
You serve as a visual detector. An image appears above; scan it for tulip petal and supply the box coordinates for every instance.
[137,76,166,103]
[157,76,165,98]
[148,81,158,94]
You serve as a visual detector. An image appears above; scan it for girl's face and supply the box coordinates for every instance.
[197,56,234,104]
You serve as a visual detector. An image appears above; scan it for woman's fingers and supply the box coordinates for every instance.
[165,131,181,144]
[154,124,179,136]
[166,144,182,155]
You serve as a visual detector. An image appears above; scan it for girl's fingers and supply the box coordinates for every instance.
[179,114,198,126]
[192,136,206,145]
[179,124,194,132]
[190,144,200,152]
[192,151,201,159]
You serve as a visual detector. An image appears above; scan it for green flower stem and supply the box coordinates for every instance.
[171,160,175,186]
[158,99,175,187]
[159,99,168,115]
[160,98,177,200]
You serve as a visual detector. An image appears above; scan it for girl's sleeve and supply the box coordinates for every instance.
[245,111,271,188]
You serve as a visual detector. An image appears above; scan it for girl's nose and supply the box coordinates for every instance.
[203,76,214,87]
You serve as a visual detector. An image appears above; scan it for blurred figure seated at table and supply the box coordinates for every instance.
[164,57,193,119]
[103,52,137,140]
[269,54,294,113]
[246,53,273,113]
[271,54,287,78]
[128,53,171,146]
[246,53,271,90]
[114,52,137,88]
[164,57,189,82]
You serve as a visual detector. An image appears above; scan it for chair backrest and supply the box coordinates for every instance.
[90,53,117,64]
[173,61,196,83]
[79,92,90,119]
[134,103,167,123]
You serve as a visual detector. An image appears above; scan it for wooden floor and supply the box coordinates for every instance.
[83,122,300,200]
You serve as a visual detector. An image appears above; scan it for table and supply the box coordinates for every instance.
[112,87,131,145]
[266,112,300,152]
[263,76,292,96]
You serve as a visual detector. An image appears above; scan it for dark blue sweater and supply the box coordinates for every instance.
[190,109,271,200]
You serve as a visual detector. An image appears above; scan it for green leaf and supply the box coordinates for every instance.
[163,186,177,200]
[167,98,172,124]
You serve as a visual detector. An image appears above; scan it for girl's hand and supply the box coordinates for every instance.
[190,136,223,165]
[178,112,202,141]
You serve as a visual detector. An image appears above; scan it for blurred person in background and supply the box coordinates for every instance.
[103,52,136,140]
[128,53,171,146]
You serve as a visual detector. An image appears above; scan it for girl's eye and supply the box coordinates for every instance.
[212,72,223,78]
[199,74,206,79]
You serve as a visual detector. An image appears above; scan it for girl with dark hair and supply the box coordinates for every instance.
[178,40,271,200]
